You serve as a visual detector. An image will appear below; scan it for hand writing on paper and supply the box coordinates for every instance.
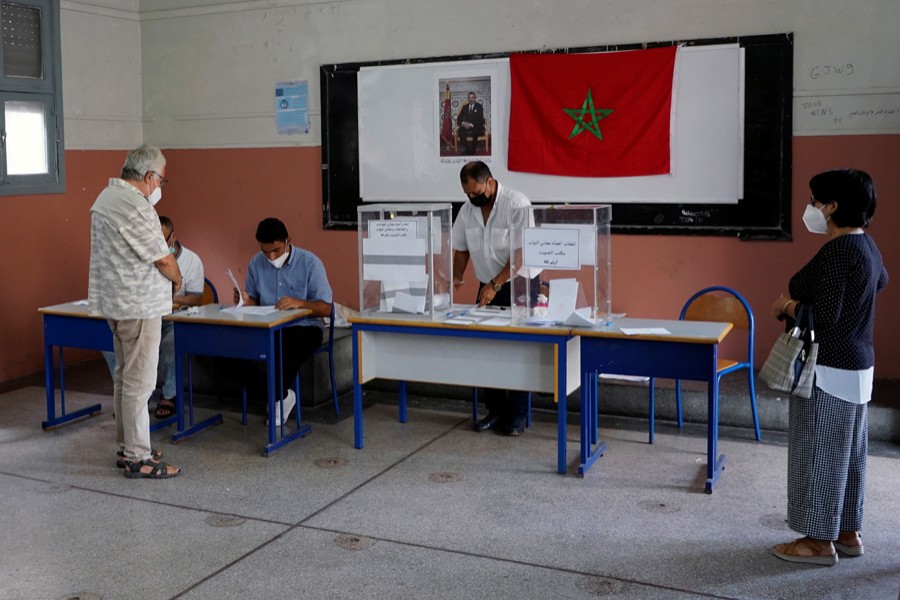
[233,288,250,306]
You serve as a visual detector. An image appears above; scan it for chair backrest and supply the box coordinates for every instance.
[680,285,754,362]
[315,303,336,355]
[201,277,218,305]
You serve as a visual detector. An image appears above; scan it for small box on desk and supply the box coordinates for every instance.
[509,204,612,328]
[357,203,454,320]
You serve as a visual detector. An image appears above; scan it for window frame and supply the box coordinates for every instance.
[0,0,64,195]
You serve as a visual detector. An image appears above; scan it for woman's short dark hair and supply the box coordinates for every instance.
[809,168,877,228]
[256,217,289,243]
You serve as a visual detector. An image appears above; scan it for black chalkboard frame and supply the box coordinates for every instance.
[320,33,793,240]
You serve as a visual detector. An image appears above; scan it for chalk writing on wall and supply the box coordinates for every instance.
[793,92,900,135]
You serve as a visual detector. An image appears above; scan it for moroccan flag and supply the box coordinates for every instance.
[508,46,677,178]
[440,84,453,147]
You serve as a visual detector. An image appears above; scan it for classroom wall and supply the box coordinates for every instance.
[1,0,897,384]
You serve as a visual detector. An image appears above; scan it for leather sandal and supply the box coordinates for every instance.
[116,448,161,469]
[771,538,838,566]
[154,398,176,419]
[834,533,864,557]
[123,457,181,479]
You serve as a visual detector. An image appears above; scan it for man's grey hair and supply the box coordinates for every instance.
[120,145,166,181]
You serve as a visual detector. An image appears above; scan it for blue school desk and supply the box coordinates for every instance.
[167,304,313,456]
[574,318,733,493]
[38,301,175,432]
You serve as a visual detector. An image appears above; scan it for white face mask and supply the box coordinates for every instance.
[267,250,289,269]
[802,204,829,235]
[147,186,162,206]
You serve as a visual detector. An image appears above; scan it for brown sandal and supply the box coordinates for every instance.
[154,398,176,419]
[772,538,837,566]
[124,457,181,479]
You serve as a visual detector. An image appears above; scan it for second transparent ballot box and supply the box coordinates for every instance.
[357,203,453,320]
[509,204,612,328]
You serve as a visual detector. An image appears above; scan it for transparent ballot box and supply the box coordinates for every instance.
[357,203,454,319]
[509,204,612,328]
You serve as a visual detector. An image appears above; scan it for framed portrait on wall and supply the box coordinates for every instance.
[437,75,492,160]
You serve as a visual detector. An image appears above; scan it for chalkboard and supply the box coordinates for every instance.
[321,34,793,239]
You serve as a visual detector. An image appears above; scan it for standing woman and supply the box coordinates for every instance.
[769,168,888,566]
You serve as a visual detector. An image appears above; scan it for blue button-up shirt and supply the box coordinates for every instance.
[245,244,332,328]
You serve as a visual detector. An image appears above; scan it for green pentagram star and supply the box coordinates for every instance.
[563,89,614,140]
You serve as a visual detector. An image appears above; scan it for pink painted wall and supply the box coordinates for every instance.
[3,137,897,384]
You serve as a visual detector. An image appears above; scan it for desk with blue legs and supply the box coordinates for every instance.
[574,318,733,493]
[350,315,580,474]
[38,302,174,431]
[167,304,312,456]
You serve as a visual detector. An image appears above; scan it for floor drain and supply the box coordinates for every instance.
[62,593,103,600]
[637,499,680,514]
[314,457,348,469]
[428,472,462,483]
[760,514,790,531]
[205,514,246,528]
[577,576,625,596]
[35,483,71,494]
[334,534,375,551]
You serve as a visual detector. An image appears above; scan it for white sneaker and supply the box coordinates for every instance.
[270,389,296,426]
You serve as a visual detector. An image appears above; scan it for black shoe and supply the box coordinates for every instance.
[501,417,526,436]
[474,414,498,432]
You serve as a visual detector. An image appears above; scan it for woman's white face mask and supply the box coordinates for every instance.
[802,204,829,234]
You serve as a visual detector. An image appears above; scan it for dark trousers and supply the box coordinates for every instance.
[477,278,537,422]
[223,325,323,401]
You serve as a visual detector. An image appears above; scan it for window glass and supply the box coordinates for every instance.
[2,2,43,79]
[5,99,47,174]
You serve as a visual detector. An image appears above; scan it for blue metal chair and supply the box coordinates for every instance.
[647,286,760,443]
[201,277,218,304]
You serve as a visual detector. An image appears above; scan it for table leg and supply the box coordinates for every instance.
[170,332,221,443]
[398,381,407,423]
[704,372,727,494]
[578,368,607,476]
[556,341,567,475]
[353,327,364,449]
[41,344,102,430]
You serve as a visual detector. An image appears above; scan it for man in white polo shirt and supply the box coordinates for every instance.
[451,161,534,436]
[89,145,183,479]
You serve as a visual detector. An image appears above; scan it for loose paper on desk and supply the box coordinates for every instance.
[620,327,671,335]
[564,307,595,327]
[226,268,243,308]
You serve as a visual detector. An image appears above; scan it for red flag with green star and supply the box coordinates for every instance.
[508,46,677,177]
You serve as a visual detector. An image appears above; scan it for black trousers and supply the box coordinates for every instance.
[477,277,538,422]
[223,325,323,400]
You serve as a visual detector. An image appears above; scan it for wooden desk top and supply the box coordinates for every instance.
[40,301,312,329]
[165,304,312,328]
[573,317,733,344]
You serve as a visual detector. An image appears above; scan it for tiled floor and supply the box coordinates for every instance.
[1,367,899,600]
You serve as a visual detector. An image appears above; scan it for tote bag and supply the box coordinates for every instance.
[759,305,819,399]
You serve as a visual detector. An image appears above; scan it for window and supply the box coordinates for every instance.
[0,0,64,195]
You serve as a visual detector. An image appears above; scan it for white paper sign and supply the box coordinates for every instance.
[522,227,580,270]
[368,219,418,239]
[541,223,595,266]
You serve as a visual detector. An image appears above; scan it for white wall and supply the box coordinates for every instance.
[63,0,900,150]
[61,0,143,149]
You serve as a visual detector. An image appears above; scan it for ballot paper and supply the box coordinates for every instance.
[226,268,243,308]
[619,328,671,335]
[564,307,595,327]
[392,290,426,314]
[220,305,278,316]
[546,278,578,322]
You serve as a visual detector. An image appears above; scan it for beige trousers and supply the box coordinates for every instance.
[108,317,161,462]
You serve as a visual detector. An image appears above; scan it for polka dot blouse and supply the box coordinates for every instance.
[789,233,888,370]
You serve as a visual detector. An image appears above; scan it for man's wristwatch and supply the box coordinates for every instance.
[490,279,502,292]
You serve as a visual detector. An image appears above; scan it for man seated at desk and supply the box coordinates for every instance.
[233,217,333,426]
[102,215,205,419]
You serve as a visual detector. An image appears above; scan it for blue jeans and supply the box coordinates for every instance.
[102,319,176,399]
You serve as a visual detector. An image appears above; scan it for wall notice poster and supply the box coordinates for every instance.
[276,80,309,134]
